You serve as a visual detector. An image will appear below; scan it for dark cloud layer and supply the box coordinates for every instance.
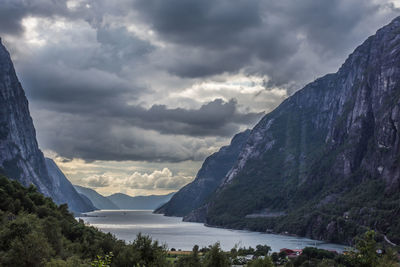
[134,0,263,48]
[136,0,398,87]
[33,108,227,162]
[1,0,398,163]
[0,0,70,35]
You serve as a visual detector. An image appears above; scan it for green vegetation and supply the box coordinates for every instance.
[288,231,399,267]
[0,175,398,266]
[192,70,400,247]
[203,108,400,245]
[204,175,400,246]
[0,174,167,267]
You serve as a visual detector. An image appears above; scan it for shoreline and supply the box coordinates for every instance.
[80,209,350,252]
[160,213,351,252]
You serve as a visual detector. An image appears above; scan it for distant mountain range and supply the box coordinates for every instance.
[0,38,94,213]
[108,192,175,210]
[158,17,400,245]
[74,185,119,210]
[45,158,96,212]
[155,130,250,217]
[75,185,174,210]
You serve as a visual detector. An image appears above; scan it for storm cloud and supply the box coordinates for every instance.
[133,0,398,87]
[31,98,261,162]
[1,0,399,166]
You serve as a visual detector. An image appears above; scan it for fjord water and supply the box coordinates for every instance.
[78,210,347,252]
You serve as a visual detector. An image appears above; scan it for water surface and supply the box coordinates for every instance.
[78,210,348,252]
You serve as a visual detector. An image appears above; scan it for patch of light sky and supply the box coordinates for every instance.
[45,150,203,196]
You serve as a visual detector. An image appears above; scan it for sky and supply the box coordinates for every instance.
[0,0,399,196]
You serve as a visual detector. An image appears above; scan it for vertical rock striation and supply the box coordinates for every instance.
[0,38,94,213]
[155,130,250,217]
[174,17,400,244]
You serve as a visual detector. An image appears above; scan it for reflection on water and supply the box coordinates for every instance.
[78,210,348,252]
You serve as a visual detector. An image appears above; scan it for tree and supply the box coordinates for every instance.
[202,243,230,267]
[91,252,113,267]
[271,252,279,263]
[255,245,271,256]
[112,233,170,267]
[278,250,287,259]
[355,230,378,267]
[4,231,53,267]
[247,257,274,267]
[176,245,201,267]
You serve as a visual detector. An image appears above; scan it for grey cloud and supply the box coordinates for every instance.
[87,174,111,187]
[39,87,263,137]
[134,0,263,48]
[159,47,254,78]
[0,0,113,36]
[135,0,298,79]
[1,0,399,165]
[15,24,154,107]
[124,99,262,136]
[22,63,136,104]
[273,1,379,56]
[1,2,262,163]
[2,0,399,89]
[0,0,71,35]
[92,26,155,72]
[134,0,399,87]
[19,51,262,138]
[32,108,226,162]
[32,86,262,137]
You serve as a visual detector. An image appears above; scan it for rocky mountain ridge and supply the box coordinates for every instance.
[0,38,94,213]
[155,130,250,216]
[167,17,400,244]
[45,158,96,212]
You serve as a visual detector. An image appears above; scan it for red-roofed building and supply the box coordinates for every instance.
[280,248,303,258]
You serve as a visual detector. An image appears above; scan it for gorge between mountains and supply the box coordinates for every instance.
[157,16,400,246]
[1,16,400,249]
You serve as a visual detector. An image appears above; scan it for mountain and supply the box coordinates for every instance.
[75,185,175,210]
[74,185,119,210]
[155,130,250,217]
[0,38,94,213]
[180,17,400,245]
[0,38,55,198]
[45,158,96,212]
[79,192,97,209]
[108,192,175,210]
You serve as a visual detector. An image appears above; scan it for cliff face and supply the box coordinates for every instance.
[183,17,400,244]
[0,39,94,213]
[0,38,54,196]
[45,158,96,212]
[155,130,250,217]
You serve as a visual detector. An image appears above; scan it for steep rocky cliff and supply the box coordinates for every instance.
[184,17,400,244]
[46,158,96,212]
[0,38,54,197]
[0,38,94,213]
[155,130,250,216]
